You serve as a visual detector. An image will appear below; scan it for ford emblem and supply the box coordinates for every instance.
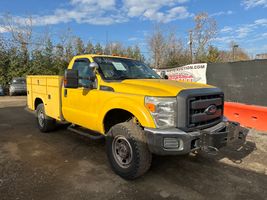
[204,105,217,115]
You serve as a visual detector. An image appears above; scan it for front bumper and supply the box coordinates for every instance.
[144,121,247,155]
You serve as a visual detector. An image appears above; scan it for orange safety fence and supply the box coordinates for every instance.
[224,102,267,131]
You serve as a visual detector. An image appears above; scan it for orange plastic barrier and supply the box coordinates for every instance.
[224,102,267,131]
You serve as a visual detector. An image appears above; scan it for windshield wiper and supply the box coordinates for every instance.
[135,76,159,79]
[114,75,158,80]
[114,75,132,80]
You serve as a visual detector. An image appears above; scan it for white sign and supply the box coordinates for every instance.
[112,62,127,71]
[155,63,207,84]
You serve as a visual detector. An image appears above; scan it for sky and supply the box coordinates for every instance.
[0,0,267,57]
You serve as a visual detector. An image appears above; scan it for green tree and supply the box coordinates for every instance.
[74,37,85,55]
[85,41,95,54]
[132,45,144,61]
[94,43,103,54]
[0,27,147,84]
[0,37,10,86]
[126,47,134,58]
[31,49,46,75]
[110,42,124,56]
[65,41,74,63]
[43,39,55,74]
[206,46,221,63]
[7,46,28,81]
[54,44,67,75]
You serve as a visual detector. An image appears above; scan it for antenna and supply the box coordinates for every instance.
[189,30,193,64]
[106,31,112,55]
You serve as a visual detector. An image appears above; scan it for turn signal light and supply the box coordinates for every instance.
[146,103,156,112]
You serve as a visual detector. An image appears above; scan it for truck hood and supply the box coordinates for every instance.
[107,79,214,96]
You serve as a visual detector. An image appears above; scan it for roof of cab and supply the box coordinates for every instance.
[73,54,134,60]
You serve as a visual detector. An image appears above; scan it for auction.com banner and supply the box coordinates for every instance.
[155,63,207,84]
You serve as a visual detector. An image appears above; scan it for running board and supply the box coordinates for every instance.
[67,125,105,140]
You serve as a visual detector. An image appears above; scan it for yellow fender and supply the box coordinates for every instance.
[97,97,156,133]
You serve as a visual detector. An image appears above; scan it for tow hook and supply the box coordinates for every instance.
[199,131,220,156]
[201,146,219,155]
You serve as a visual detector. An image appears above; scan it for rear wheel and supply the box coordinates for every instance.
[106,120,152,180]
[36,103,56,133]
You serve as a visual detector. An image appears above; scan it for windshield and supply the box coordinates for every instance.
[93,57,161,80]
[12,79,26,84]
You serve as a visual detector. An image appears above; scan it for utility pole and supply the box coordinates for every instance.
[189,30,193,64]
[232,44,239,62]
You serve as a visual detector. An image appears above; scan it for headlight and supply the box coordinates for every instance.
[145,96,177,129]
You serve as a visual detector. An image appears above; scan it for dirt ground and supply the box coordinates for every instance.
[0,97,266,200]
[0,96,27,108]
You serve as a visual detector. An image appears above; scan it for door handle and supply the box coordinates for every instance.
[64,89,67,97]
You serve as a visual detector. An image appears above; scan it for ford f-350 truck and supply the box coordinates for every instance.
[27,54,247,179]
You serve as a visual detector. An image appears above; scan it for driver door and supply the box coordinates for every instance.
[62,58,97,129]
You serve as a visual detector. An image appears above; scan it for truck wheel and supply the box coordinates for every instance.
[106,120,152,180]
[36,104,56,133]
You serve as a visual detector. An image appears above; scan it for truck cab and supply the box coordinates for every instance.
[27,54,247,180]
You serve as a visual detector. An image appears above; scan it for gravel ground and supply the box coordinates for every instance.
[0,96,27,108]
[0,97,266,200]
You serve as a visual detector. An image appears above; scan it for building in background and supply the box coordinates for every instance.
[256,53,267,60]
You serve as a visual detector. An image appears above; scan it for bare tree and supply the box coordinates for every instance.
[193,12,217,62]
[166,30,179,59]
[147,25,167,69]
[1,14,33,64]
[106,42,124,55]
[165,30,191,67]
[148,25,194,68]
[1,14,32,45]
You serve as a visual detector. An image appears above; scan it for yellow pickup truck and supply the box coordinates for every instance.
[27,54,246,179]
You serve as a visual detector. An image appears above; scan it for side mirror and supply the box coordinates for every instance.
[89,62,99,70]
[89,62,99,86]
[160,71,168,79]
[64,69,79,88]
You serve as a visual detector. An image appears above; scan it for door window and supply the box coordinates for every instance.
[72,59,93,87]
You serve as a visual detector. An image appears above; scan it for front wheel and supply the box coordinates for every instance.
[36,103,56,133]
[106,120,152,180]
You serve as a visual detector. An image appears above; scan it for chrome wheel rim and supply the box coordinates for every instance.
[112,135,133,168]
[38,110,45,128]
